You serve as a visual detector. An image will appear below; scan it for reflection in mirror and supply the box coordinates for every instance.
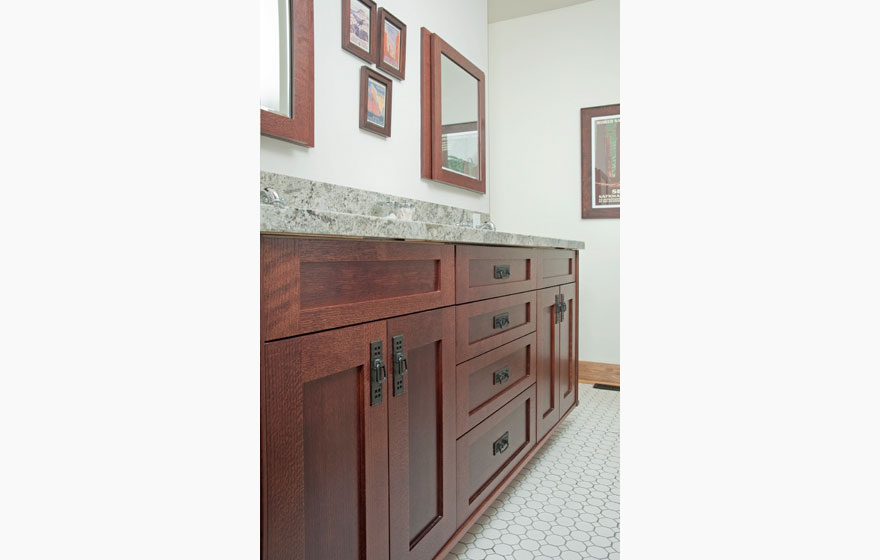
[440,54,479,179]
[260,0,291,117]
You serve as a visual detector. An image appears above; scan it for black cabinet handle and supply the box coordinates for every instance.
[493,366,510,385]
[493,431,510,455]
[392,335,407,397]
[493,265,510,280]
[493,312,510,330]
[369,341,386,406]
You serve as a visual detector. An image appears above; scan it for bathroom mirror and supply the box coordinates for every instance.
[421,28,486,193]
[260,0,314,146]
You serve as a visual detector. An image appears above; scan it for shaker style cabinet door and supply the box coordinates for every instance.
[558,283,578,415]
[261,321,390,560]
[535,286,561,441]
[387,308,457,560]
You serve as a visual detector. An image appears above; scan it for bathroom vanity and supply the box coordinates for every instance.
[260,174,584,560]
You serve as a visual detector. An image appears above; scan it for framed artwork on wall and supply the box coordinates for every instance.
[359,66,393,137]
[376,8,406,80]
[581,104,620,219]
[342,0,378,64]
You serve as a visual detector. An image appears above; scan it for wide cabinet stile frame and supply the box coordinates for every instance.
[261,0,315,146]
[420,28,487,194]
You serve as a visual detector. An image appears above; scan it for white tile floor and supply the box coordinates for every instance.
[444,383,620,560]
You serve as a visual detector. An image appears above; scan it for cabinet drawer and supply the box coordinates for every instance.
[455,245,536,303]
[455,291,536,363]
[537,249,577,288]
[261,236,455,340]
[455,333,536,437]
[456,385,536,525]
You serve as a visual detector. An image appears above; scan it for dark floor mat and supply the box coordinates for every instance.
[593,384,620,391]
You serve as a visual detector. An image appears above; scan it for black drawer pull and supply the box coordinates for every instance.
[493,366,510,385]
[493,265,510,280]
[493,312,510,330]
[493,431,510,455]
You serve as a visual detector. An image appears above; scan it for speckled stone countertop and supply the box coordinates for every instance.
[260,172,585,250]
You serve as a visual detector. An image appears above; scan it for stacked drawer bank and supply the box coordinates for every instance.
[261,236,579,560]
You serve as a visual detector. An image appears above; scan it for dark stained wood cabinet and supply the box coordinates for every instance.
[261,237,579,560]
[261,237,454,341]
[536,286,561,441]
[387,308,457,560]
[536,283,579,442]
[261,321,389,560]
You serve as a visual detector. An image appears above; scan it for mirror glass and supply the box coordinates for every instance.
[440,54,479,179]
[260,0,292,117]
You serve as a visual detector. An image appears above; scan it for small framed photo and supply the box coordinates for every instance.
[376,8,406,80]
[360,66,392,137]
[581,104,620,219]
[342,0,378,64]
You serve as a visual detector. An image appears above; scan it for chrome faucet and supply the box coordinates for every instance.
[261,186,285,207]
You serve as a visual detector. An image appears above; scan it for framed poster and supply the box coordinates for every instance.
[581,104,620,219]
[359,66,392,137]
[342,0,378,64]
[376,8,406,80]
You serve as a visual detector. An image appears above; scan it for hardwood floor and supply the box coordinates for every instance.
[578,361,620,386]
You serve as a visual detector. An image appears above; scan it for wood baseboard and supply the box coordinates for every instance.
[578,361,620,386]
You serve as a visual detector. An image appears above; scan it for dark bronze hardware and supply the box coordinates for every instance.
[392,335,408,397]
[555,294,567,324]
[493,264,510,280]
[493,366,510,385]
[493,431,510,456]
[493,312,510,330]
[370,340,386,406]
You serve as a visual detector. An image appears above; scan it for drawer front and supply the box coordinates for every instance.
[537,249,577,288]
[455,385,536,525]
[455,245,536,303]
[261,236,455,340]
[455,291,536,363]
[455,332,536,437]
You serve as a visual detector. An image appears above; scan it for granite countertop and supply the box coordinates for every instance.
[260,172,585,250]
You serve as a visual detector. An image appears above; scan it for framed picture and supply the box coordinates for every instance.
[342,0,377,64]
[376,8,406,80]
[581,104,620,219]
[360,66,392,137]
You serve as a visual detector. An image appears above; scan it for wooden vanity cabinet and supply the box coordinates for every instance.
[261,237,579,560]
[261,321,390,560]
[536,282,578,442]
[387,308,457,560]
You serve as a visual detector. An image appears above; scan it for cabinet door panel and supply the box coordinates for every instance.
[558,283,578,415]
[262,321,389,560]
[535,286,560,441]
[388,308,456,560]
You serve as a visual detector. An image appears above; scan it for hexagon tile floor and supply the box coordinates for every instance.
[444,383,620,560]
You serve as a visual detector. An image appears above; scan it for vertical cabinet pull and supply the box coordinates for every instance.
[370,340,386,406]
[554,294,567,324]
[392,335,408,397]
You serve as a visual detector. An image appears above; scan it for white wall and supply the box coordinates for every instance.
[261,0,490,214]
[489,0,620,364]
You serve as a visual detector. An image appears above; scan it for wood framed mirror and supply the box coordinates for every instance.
[421,28,486,194]
[260,0,314,146]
